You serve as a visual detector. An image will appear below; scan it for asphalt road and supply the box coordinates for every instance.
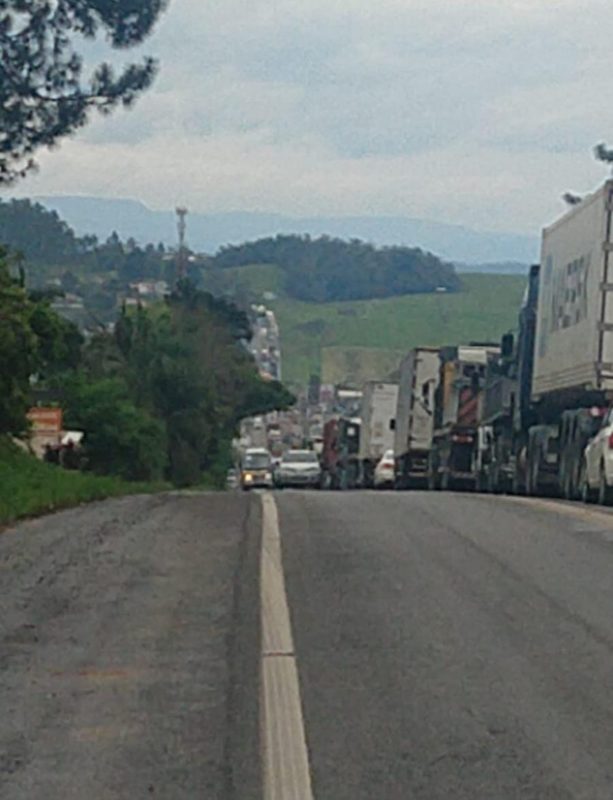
[0,492,261,800]
[4,489,613,799]
[277,490,613,800]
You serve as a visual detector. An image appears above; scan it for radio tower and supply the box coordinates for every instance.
[175,206,188,282]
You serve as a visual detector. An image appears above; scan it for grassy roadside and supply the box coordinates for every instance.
[0,438,167,527]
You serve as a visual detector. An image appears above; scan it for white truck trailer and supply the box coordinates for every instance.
[522,179,613,497]
[393,347,440,488]
[358,381,398,488]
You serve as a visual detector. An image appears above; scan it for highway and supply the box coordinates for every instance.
[278,491,613,799]
[3,490,613,798]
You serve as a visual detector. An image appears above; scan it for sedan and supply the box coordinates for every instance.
[275,450,322,489]
[374,449,395,489]
[581,407,613,504]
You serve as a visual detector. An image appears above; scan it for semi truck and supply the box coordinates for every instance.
[357,381,398,488]
[320,416,361,489]
[476,265,540,494]
[519,180,613,498]
[393,348,440,488]
[475,180,613,499]
[427,343,500,491]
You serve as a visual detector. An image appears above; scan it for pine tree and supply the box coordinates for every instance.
[0,0,167,184]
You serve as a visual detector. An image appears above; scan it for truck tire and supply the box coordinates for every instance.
[598,464,613,506]
[526,449,538,496]
[579,460,594,504]
[427,452,441,491]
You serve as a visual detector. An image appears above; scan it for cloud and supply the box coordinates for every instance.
[8,0,613,235]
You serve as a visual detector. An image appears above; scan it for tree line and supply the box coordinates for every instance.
[0,199,171,285]
[0,250,293,486]
[211,234,461,302]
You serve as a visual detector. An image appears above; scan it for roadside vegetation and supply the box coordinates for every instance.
[0,250,293,494]
[0,439,164,526]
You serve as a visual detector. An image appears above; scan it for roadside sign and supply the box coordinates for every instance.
[28,407,63,433]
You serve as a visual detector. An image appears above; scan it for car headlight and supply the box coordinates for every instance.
[244,473,254,482]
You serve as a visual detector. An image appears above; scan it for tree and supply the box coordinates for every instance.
[595,142,613,172]
[0,248,83,434]
[212,234,461,303]
[562,192,583,207]
[0,0,168,184]
[0,253,38,434]
[63,375,167,481]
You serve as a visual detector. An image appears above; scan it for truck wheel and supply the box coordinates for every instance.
[427,454,440,491]
[598,464,613,506]
[579,461,593,504]
[526,451,539,496]
[486,466,501,494]
[475,470,486,493]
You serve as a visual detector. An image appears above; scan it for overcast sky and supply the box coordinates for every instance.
[9,0,613,234]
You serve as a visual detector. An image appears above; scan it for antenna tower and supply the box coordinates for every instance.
[175,206,188,281]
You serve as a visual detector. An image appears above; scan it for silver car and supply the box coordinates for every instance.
[276,450,322,489]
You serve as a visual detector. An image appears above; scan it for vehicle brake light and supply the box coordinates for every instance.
[452,434,473,444]
[608,432,613,450]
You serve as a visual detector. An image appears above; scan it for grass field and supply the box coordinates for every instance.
[203,265,527,385]
[0,439,165,526]
[211,266,526,386]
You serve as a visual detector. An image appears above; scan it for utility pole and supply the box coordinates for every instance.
[175,206,188,283]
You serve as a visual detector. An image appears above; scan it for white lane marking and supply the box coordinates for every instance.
[260,493,314,800]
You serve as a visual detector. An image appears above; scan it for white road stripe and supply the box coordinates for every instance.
[260,493,314,800]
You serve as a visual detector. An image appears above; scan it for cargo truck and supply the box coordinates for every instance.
[477,265,540,494]
[357,381,398,488]
[518,180,613,498]
[394,348,440,488]
[427,344,500,491]
[320,416,361,489]
[475,181,613,500]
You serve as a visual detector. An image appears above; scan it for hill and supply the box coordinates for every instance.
[211,235,460,302]
[32,195,539,264]
[205,266,527,386]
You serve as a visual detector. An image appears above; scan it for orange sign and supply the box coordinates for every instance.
[28,407,63,433]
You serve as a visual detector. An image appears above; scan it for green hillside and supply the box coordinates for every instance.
[202,266,527,386]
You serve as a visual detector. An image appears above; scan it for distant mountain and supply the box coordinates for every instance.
[33,195,539,265]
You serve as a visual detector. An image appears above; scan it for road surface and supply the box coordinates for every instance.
[278,490,613,799]
[3,489,613,798]
[0,492,261,800]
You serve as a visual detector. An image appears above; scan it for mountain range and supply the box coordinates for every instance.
[33,195,538,268]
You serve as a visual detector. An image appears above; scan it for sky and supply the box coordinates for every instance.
[8,0,613,234]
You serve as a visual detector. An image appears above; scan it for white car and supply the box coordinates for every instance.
[581,408,613,504]
[275,450,321,489]
[374,450,395,489]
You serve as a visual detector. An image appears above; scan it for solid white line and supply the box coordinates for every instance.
[260,493,314,800]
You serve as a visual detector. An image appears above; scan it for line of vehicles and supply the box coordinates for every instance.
[238,180,613,504]
[236,447,323,490]
[321,179,613,503]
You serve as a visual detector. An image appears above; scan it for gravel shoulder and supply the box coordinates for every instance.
[0,491,261,800]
